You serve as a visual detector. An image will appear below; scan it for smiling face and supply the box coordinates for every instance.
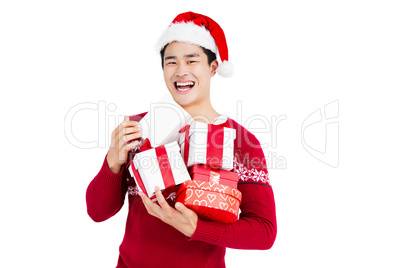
[163,42,218,111]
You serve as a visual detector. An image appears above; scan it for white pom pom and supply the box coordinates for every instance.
[217,61,234,77]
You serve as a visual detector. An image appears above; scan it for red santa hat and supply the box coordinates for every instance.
[156,11,234,77]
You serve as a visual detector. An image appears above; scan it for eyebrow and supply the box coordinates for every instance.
[184,53,200,58]
[164,53,201,61]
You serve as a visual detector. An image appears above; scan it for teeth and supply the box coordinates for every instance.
[176,81,194,87]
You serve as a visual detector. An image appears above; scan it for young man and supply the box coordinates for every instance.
[86,12,277,268]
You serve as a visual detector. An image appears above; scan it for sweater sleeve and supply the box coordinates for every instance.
[86,153,128,222]
[85,112,147,222]
[188,137,277,250]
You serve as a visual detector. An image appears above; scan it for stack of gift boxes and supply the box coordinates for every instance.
[127,97,241,223]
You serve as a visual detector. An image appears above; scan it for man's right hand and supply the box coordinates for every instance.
[107,115,142,174]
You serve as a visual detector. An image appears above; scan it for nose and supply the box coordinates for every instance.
[175,63,189,77]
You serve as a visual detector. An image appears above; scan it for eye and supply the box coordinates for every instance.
[166,61,176,65]
[187,60,196,64]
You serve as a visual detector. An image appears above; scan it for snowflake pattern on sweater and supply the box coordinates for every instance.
[128,185,139,196]
[233,156,271,186]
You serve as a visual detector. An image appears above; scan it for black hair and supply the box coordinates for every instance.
[160,43,217,69]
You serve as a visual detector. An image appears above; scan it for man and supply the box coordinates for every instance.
[86,11,277,268]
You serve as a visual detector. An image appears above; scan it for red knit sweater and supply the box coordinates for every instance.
[86,113,277,268]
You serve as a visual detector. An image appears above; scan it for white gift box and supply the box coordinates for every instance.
[128,141,191,197]
[179,121,236,171]
[139,94,193,147]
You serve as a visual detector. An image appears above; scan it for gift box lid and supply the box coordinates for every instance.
[178,121,236,146]
[177,180,242,202]
[140,94,194,147]
[133,141,183,168]
[189,164,239,183]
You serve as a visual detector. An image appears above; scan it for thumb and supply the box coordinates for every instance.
[175,202,192,215]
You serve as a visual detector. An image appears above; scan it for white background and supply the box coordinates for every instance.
[1,0,401,267]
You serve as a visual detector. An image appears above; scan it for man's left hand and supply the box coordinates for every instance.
[139,186,198,238]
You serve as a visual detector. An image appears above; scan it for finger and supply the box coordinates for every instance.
[116,124,141,142]
[122,126,142,135]
[111,117,129,141]
[123,120,140,128]
[175,202,194,217]
[120,132,142,144]
[115,115,130,134]
[140,191,163,216]
[139,192,156,216]
[118,132,142,150]
[113,117,139,139]
[154,186,171,211]
[124,140,139,151]
[119,131,142,145]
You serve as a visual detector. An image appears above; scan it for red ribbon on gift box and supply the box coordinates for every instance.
[155,146,175,188]
[179,121,232,168]
[127,138,175,197]
[179,125,191,167]
[209,168,220,185]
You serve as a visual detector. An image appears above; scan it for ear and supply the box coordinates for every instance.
[210,60,219,77]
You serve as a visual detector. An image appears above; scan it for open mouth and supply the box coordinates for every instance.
[175,81,195,92]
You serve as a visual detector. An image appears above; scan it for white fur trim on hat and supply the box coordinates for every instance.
[217,60,234,77]
[155,22,218,54]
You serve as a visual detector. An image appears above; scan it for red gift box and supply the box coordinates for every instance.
[127,138,190,199]
[189,164,239,189]
[176,180,242,223]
